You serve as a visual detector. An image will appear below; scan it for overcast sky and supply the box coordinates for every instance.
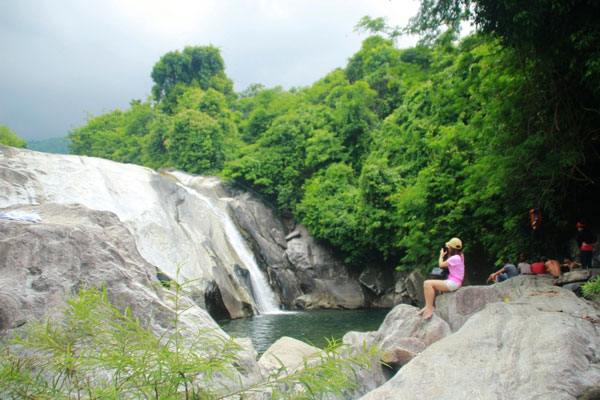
[0,0,422,141]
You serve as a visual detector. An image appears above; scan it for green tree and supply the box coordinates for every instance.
[346,36,407,118]
[143,113,171,169]
[223,102,329,214]
[165,109,225,174]
[235,86,298,143]
[68,101,155,165]
[324,81,378,171]
[68,110,127,159]
[162,87,240,174]
[151,45,234,114]
[407,0,600,224]
[0,125,27,148]
[297,163,364,261]
[408,0,600,93]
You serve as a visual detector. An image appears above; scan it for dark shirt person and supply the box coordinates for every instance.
[576,222,596,269]
[486,257,519,283]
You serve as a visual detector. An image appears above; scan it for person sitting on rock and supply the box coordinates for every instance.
[517,253,532,275]
[486,257,519,283]
[418,237,465,320]
[544,257,562,277]
[531,257,547,275]
[562,257,581,271]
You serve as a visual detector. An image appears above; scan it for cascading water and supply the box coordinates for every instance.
[176,182,281,314]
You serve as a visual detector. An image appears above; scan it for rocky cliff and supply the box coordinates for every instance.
[0,145,416,321]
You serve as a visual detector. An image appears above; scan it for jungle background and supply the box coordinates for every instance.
[4,0,599,281]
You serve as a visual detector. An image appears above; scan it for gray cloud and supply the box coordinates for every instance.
[0,0,419,141]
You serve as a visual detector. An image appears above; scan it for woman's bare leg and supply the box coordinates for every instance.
[418,280,450,319]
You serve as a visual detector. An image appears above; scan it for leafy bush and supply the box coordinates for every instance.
[582,276,600,301]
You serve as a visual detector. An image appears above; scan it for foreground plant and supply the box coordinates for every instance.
[582,276,600,302]
[0,281,378,399]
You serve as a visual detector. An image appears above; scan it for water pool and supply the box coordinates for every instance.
[219,308,391,355]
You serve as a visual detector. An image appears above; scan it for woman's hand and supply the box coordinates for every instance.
[438,247,449,268]
[440,247,448,258]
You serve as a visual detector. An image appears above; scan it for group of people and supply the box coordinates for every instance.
[417,222,596,320]
[486,255,563,284]
[486,221,597,283]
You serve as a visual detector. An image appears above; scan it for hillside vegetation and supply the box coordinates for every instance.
[67,1,600,275]
[27,137,71,154]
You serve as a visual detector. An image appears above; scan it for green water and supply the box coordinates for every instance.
[219,308,391,355]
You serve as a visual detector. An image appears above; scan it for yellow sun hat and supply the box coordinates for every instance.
[445,237,463,250]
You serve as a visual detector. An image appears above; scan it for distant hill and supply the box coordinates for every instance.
[27,137,71,154]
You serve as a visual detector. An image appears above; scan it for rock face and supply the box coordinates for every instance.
[1,145,413,316]
[0,203,219,334]
[228,188,369,310]
[360,277,600,400]
[393,269,426,307]
[1,145,267,318]
[285,226,366,309]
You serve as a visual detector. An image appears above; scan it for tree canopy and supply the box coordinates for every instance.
[151,45,234,114]
[68,6,600,278]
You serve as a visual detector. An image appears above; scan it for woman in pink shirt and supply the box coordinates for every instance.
[418,237,465,320]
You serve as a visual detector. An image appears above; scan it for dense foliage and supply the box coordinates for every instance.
[0,125,27,148]
[68,0,600,278]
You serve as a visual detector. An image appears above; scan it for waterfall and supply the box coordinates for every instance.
[176,182,281,314]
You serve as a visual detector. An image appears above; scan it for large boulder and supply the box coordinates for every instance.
[340,330,389,396]
[555,269,592,286]
[435,284,504,332]
[340,304,452,398]
[361,285,600,399]
[257,336,321,377]
[435,275,556,332]
[374,304,452,348]
[0,203,217,334]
